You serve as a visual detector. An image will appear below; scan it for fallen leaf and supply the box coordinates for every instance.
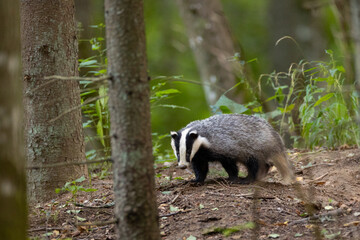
[268,233,280,238]
[324,206,334,210]
[170,205,179,212]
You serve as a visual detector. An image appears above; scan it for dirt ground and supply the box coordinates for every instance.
[28,148,360,239]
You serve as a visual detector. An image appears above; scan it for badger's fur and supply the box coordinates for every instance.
[170,114,295,184]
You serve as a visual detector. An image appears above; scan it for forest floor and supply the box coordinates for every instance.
[28,148,360,240]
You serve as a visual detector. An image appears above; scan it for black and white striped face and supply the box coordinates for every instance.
[170,128,210,169]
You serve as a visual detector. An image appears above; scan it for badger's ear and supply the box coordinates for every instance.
[189,130,198,139]
[170,131,178,138]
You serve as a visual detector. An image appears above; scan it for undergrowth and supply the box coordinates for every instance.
[215,50,360,149]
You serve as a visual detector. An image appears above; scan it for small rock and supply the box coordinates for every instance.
[354,212,360,217]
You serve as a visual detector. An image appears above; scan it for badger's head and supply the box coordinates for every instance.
[170,128,210,169]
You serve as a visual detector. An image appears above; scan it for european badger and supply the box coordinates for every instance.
[170,114,295,184]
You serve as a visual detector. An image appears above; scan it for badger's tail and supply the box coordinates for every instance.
[272,152,295,184]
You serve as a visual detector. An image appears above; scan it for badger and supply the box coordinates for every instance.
[170,114,295,184]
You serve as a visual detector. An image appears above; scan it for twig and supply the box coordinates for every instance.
[49,95,106,123]
[289,208,344,226]
[76,218,117,226]
[170,194,180,204]
[27,158,113,170]
[26,75,110,96]
[75,202,115,209]
[302,163,335,170]
[44,75,110,82]
[205,191,274,199]
[28,227,63,233]
[308,173,329,183]
[159,209,191,218]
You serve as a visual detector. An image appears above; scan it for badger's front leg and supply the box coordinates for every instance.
[191,159,209,183]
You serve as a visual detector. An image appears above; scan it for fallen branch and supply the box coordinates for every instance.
[27,158,113,170]
[76,218,117,227]
[75,202,115,209]
[289,208,344,226]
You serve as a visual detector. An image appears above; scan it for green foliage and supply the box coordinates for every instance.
[55,176,97,204]
[79,24,186,170]
[79,23,111,175]
[269,51,360,148]
[215,51,359,149]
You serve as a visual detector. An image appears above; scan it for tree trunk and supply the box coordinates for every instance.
[268,0,325,72]
[104,0,160,239]
[350,0,360,93]
[177,0,244,105]
[0,1,27,239]
[21,0,87,204]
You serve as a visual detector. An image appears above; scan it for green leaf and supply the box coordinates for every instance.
[155,89,180,97]
[75,175,86,183]
[82,188,97,192]
[295,233,303,237]
[79,60,98,68]
[215,95,249,114]
[96,120,105,147]
[169,205,179,212]
[95,100,102,122]
[278,104,295,113]
[75,216,87,222]
[99,85,108,107]
[219,105,233,114]
[314,93,334,107]
[199,204,204,209]
[186,236,196,240]
[268,233,280,238]
[161,191,172,195]
[66,210,81,214]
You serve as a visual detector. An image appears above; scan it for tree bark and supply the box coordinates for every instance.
[177,0,244,105]
[0,0,27,239]
[21,0,87,204]
[104,0,160,239]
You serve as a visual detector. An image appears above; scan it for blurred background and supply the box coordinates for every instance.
[75,0,360,159]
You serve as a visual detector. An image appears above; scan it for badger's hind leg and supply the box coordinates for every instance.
[231,156,270,184]
[219,158,239,181]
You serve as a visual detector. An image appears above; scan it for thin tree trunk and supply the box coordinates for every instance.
[350,0,360,93]
[21,0,87,204]
[177,0,244,105]
[0,0,27,239]
[104,0,160,239]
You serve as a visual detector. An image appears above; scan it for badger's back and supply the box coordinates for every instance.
[184,114,284,163]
